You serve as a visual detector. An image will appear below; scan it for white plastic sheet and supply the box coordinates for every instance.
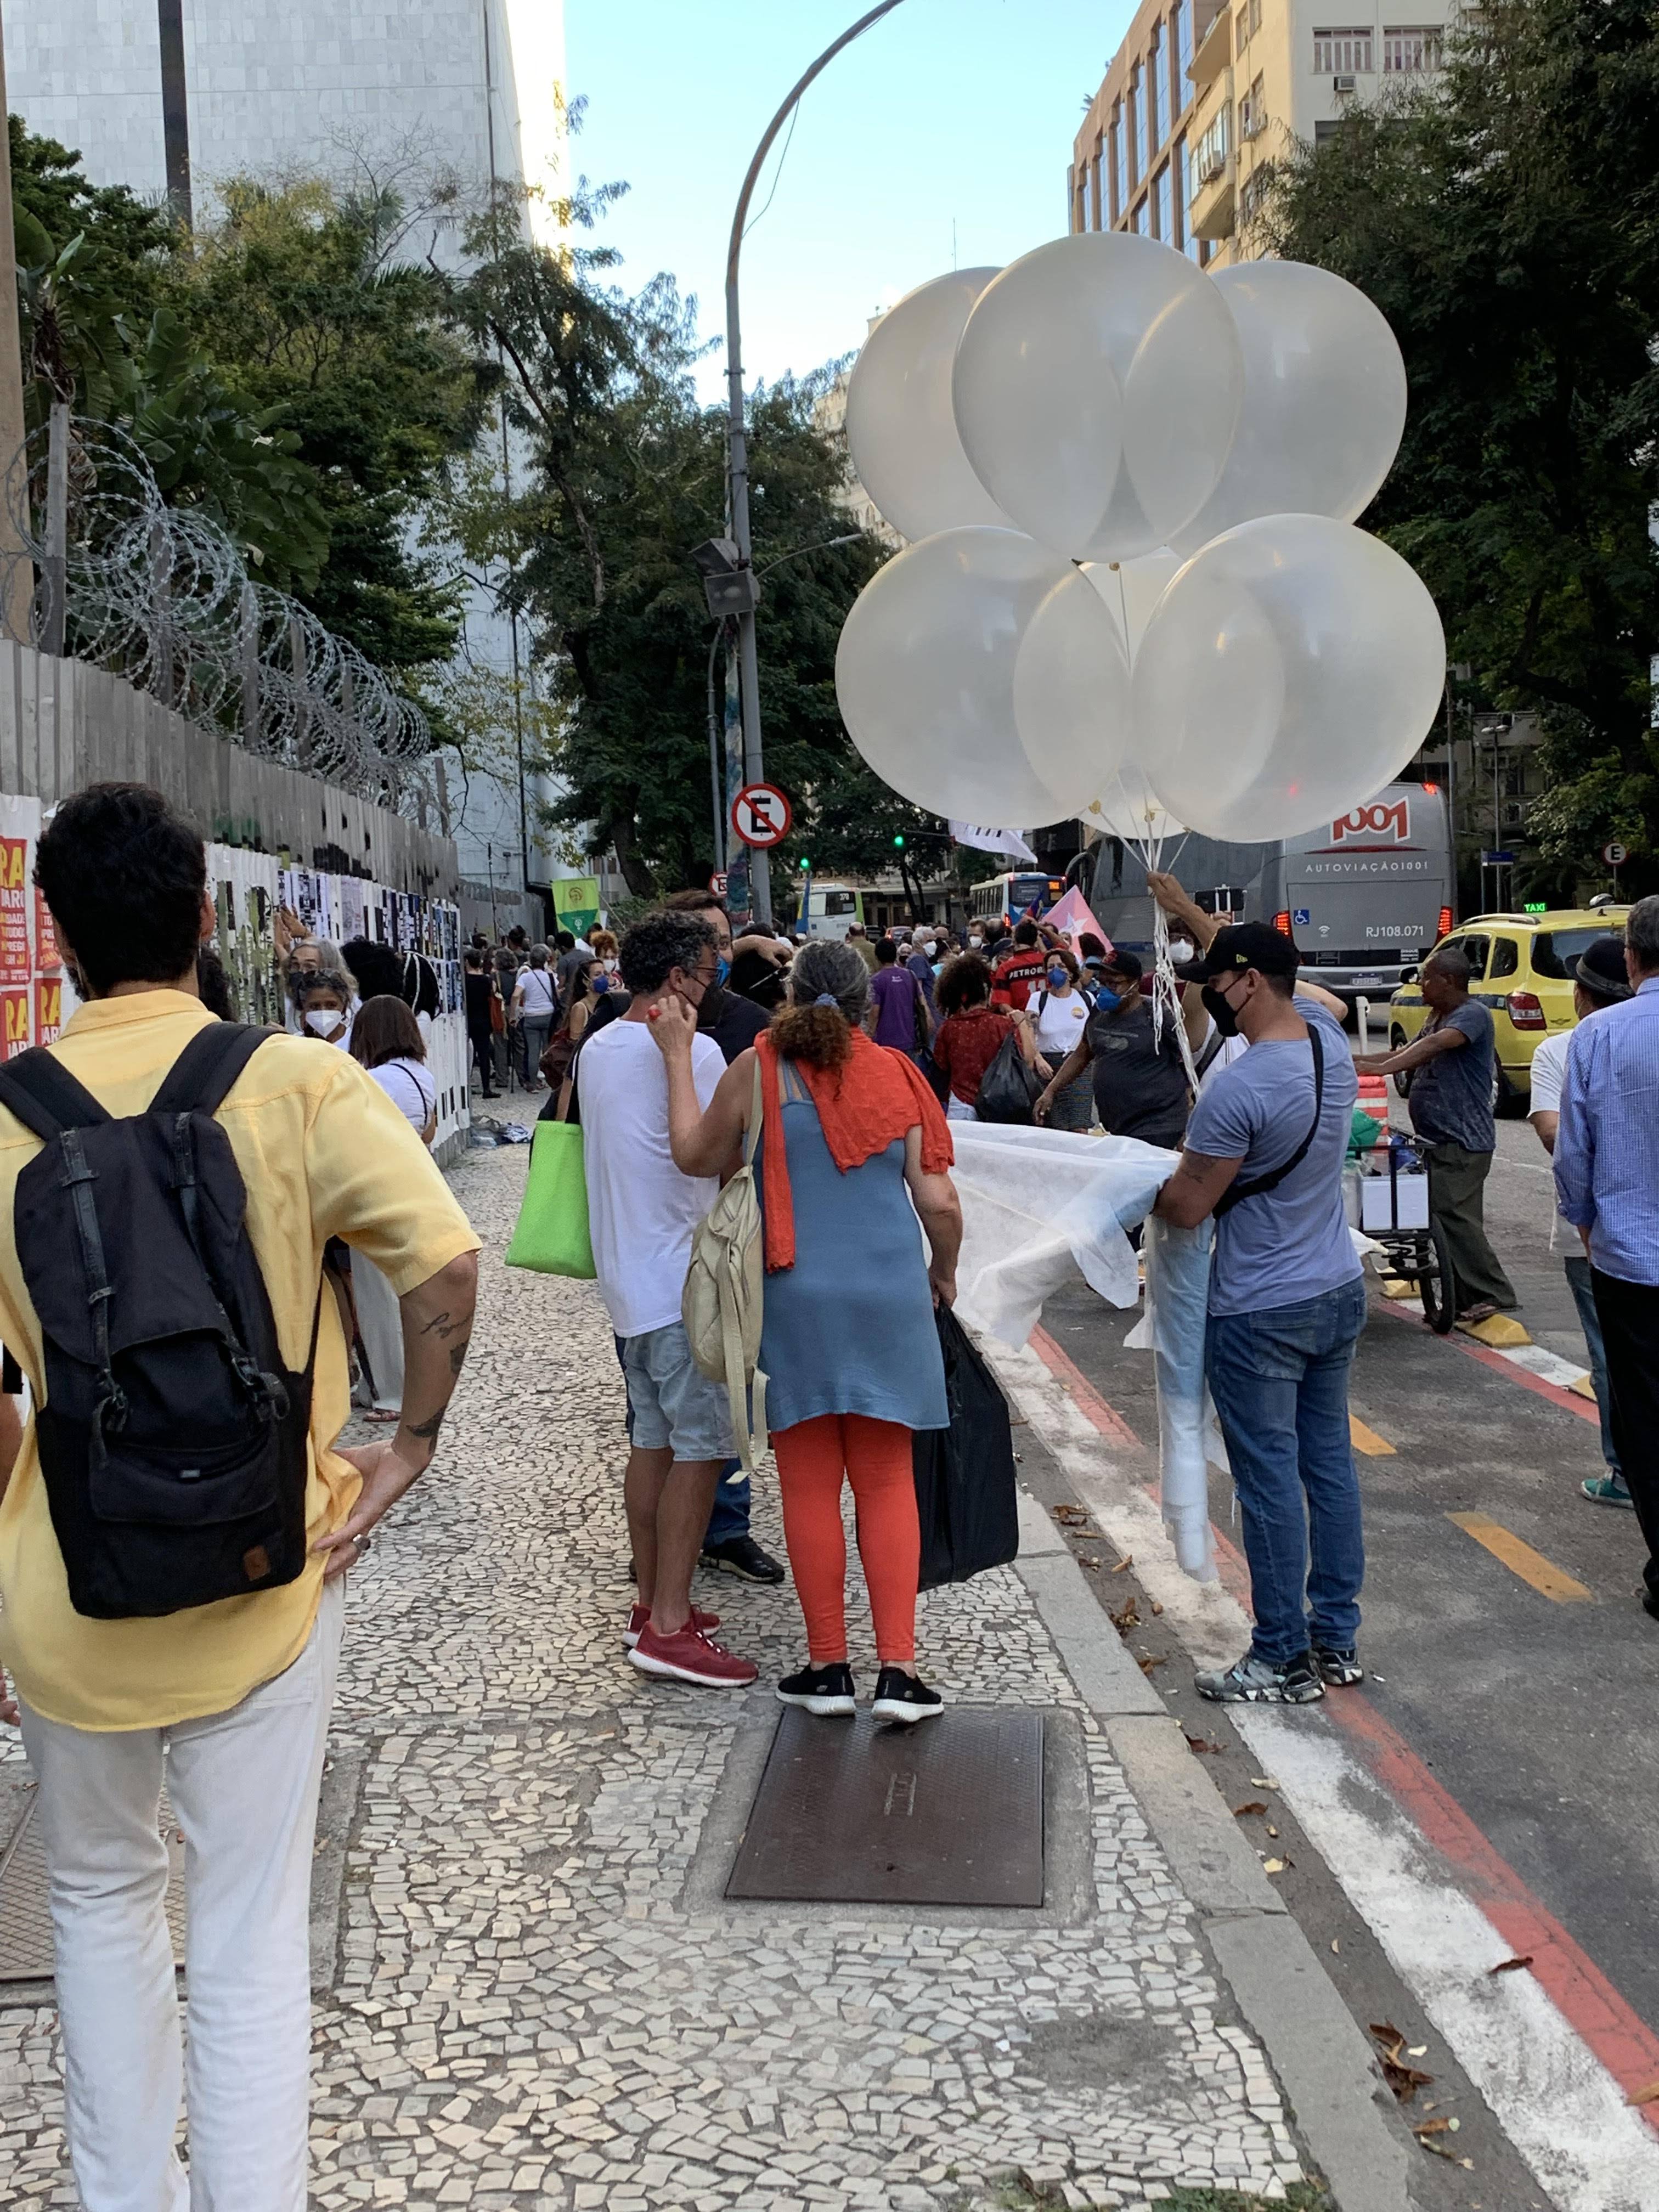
[949,1123,1218,1583]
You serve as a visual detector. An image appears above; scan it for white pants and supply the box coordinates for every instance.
[19,1578,345,2212]
[349,1247,404,1412]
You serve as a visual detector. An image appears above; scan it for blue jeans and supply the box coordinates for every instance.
[1564,1254,1621,1475]
[1205,1278,1368,1665]
[705,1462,752,1546]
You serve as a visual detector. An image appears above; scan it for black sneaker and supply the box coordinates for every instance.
[1312,1644,1364,1688]
[699,1535,787,1585]
[870,1667,944,1725]
[1195,1650,1324,1705]
[776,1661,856,1717]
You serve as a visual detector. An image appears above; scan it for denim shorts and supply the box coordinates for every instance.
[620,1321,735,1462]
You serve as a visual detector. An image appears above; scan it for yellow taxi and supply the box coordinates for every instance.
[1386,906,1629,1109]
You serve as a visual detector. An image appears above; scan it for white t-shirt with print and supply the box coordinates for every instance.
[579,1019,726,1339]
[1032,988,1091,1058]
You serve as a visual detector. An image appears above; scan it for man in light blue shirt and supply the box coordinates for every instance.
[1554,895,1659,1615]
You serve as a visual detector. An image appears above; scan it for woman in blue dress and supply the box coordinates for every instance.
[651,940,961,1724]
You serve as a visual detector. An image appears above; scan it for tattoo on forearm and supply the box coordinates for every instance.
[448,1341,469,1375]
[404,1409,447,1442]
[419,1310,468,1340]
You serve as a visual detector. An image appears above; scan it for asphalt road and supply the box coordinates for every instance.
[1043,1090,1659,2058]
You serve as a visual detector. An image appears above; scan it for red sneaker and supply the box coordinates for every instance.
[628,1622,758,1688]
[623,1602,719,1650]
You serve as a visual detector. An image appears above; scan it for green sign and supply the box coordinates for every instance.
[1523,901,1547,913]
[552,876,601,938]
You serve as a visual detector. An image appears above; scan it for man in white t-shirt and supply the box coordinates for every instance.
[1527,934,1632,1507]
[579,912,758,1690]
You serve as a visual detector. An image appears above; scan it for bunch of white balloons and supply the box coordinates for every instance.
[833,234,1447,848]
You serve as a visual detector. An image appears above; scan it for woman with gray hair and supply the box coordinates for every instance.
[650,937,962,1724]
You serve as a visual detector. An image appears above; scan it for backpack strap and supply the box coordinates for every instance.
[151,1023,281,1119]
[0,1048,114,1142]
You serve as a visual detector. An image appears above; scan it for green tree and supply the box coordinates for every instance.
[1262,0,1659,890]
[163,178,494,668]
[445,198,918,894]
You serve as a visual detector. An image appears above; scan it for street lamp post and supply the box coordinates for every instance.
[724,0,909,928]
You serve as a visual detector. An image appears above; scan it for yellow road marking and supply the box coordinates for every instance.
[1350,1414,1396,1457]
[1446,1511,1593,1603]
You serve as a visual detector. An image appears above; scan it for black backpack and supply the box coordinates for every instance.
[0,1024,319,1620]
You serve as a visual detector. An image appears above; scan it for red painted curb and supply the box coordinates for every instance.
[1372,1294,1601,1426]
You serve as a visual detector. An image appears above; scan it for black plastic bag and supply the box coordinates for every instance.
[913,1304,1020,1591]
[973,1026,1042,1124]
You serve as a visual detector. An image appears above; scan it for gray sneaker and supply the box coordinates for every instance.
[1195,1650,1324,1704]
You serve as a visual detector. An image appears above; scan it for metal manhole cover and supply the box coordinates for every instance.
[727,1707,1045,1907]
[0,1792,187,1982]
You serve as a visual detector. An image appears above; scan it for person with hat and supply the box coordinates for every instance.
[1355,943,1517,1325]
[1554,896,1659,1613]
[1154,921,1366,1705]
[1033,948,1204,1145]
[1526,936,1633,1507]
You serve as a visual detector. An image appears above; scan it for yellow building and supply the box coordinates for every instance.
[1069,1,1459,267]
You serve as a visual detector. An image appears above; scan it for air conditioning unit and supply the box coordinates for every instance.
[1198,149,1227,184]
[1333,71,1356,92]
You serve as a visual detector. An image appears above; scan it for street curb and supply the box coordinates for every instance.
[1011,1477,1413,2212]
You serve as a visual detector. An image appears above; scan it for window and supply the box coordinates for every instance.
[1383,24,1443,70]
[1175,0,1194,89]
[1313,25,1374,71]
[1531,928,1605,981]
[1132,195,1151,234]
[1113,103,1128,216]
[1149,21,1166,149]
[1235,0,1261,53]
[1239,160,1275,224]
[1314,119,1346,145]
[1193,101,1231,189]
[1154,161,1173,241]
[1133,66,1149,178]
[1450,934,1490,980]
[1488,936,1520,979]
[1238,72,1266,138]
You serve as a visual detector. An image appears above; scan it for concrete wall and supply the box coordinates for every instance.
[0,644,458,896]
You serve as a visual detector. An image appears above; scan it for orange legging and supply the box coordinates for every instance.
[773,1413,919,1666]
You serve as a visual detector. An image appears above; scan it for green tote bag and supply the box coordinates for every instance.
[505,1119,596,1279]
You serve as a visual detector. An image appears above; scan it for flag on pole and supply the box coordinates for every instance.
[1043,884,1111,955]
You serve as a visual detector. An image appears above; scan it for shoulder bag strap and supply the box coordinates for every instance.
[744,1049,765,1168]
[1214,1023,1325,1220]
[0,1048,112,1142]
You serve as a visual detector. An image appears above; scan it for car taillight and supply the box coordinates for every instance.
[1507,991,1547,1030]
[1437,905,1454,939]
[1273,910,1293,937]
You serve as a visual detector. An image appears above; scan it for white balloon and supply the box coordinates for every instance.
[844,269,1017,542]
[834,527,1085,825]
[1011,566,1132,816]
[952,233,1243,562]
[1135,515,1446,843]
[1087,762,1184,846]
[1170,262,1408,556]
[1081,550,1183,663]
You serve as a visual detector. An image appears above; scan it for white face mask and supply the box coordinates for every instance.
[305,1007,343,1036]
[1168,939,1194,966]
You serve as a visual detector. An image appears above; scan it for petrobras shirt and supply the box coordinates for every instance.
[1185,1000,1362,1318]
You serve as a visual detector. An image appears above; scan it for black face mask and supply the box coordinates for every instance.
[1201,982,1240,1039]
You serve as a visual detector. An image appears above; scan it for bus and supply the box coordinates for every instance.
[967,871,1068,931]
[796,882,866,939]
[1085,781,1453,1008]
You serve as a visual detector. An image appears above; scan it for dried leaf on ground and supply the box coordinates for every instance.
[1262,1858,1287,1875]
[1150,1600,1164,1615]
[1251,1776,1280,1790]
[1413,2118,1454,2137]
[1110,1598,1140,1635]
[1627,2079,1659,2107]
[1110,1555,1133,1572]
[1233,1801,1269,1818]
[1487,1955,1534,1976]
[1137,1653,1167,1673]
[1184,1734,1224,1754]
[1370,2022,1434,2103]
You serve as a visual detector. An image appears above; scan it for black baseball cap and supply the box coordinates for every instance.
[1575,935,1632,1003]
[1200,922,1300,982]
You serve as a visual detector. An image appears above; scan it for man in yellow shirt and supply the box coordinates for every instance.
[0,784,480,2212]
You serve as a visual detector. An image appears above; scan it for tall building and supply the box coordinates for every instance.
[1068,0,1459,268]
[4,0,566,244]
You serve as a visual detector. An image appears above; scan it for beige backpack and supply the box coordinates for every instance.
[682,1054,768,1474]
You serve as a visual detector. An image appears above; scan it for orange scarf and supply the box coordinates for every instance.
[755,1029,953,1272]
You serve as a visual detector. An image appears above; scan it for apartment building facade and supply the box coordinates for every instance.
[1068,0,1459,267]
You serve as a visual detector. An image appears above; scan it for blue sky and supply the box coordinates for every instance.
[563,1,1135,404]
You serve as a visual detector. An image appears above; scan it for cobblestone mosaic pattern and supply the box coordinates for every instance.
[0,1149,1305,2209]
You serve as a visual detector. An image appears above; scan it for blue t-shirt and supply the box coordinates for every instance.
[1185,1000,1362,1318]
[1407,999,1496,1152]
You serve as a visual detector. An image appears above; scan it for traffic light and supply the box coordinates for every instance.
[893,833,906,850]
[798,855,811,871]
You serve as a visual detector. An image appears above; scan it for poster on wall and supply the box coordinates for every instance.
[0,794,44,1057]
[210,845,283,1030]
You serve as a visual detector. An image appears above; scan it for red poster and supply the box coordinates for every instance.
[33,889,58,973]
[34,977,60,1047]
[0,840,27,984]
[1,986,29,1058]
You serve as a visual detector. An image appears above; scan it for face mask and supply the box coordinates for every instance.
[602,958,619,973]
[592,974,611,995]
[1168,940,1194,966]
[1201,983,1239,1039]
[1092,983,1121,1015]
[1047,967,1069,990]
[716,956,731,986]
[305,1007,343,1035]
